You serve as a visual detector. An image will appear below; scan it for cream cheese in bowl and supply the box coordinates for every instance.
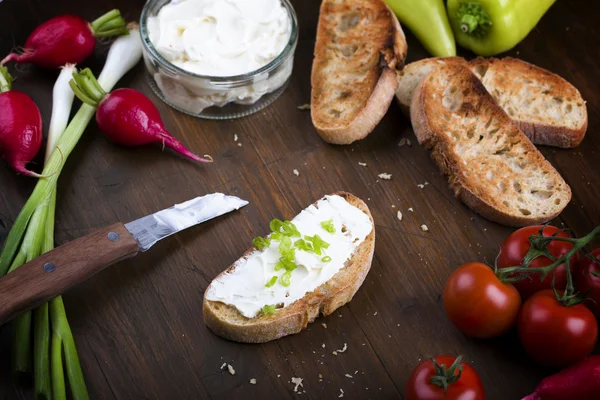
[140,0,298,119]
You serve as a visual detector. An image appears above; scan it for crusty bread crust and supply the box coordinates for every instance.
[203,192,375,343]
[311,0,407,145]
[395,57,466,115]
[470,57,588,148]
[410,64,571,227]
[397,57,587,149]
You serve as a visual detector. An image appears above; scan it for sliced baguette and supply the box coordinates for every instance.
[395,57,467,115]
[470,57,587,148]
[203,192,375,343]
[410,64,571,227]
[397,57,587,148]
[311,0,407,145]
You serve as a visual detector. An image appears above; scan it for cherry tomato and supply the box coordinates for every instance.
[497,225,577,299]
[405,356,485,400]
[444,262,521,338]
[518,290,598,367]
[576,249,600,318]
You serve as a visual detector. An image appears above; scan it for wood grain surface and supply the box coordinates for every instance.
[1,0,599,399]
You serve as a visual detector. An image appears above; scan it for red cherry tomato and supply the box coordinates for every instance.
[444,262,521,338]
[518,290,598,367]
[405,356,485,400]
[576,249,600,318]
[497,225,577,299]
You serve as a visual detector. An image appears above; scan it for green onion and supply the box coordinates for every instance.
[278,236,296,261]
[0,26,142,400]
[281,271,292,287]
[262,305,276,315]
[265,276,278,288]
[269,218,301,237]
[321,219,336,233]
[321,256,332,263]
[252,236,271,250]
[306,234,330,255]
[294,238,314,252]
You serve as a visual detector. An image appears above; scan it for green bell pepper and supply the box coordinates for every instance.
[447,0,557,56]
[385,0,456,57]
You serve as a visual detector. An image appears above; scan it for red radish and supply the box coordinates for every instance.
[522,356,600,400]
[1,10,128,69]
[0,67,43,177]
[69,68,212,163]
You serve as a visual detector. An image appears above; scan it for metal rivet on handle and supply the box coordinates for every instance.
[107,232,120,242]
[44,262,56,273]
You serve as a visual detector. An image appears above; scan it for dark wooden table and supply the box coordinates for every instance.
[1,0,599,399]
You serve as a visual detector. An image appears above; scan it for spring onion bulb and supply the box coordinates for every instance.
[46,64,76,162]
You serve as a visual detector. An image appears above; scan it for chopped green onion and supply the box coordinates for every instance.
[271,232,285,241]
[321,256,332,263]
[281,271,292,287]
[274,262,283,271]
[270,218,284,233]
[295,238,314,252]
[270,218,301,237]
[262,305,276,315]
[252,236,271,250]
[278,257,297,271]
[306,234,330,255]
[321,219,336,233]
[278,236,296,260]
[265,276,278,288]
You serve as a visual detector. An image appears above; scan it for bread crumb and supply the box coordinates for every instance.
[233,134,238,142]
[291,377,304,392]
[318,374,323,379]
[249,378,257,385]
[322,343,326,348]
[277,374,281,378]
[227,364,235,375]
[337,343,348,353]
[421,224,429,232]
[321,323,327,329]
[358,162,367,167]
[392,205,396,208]
[237,143,242,147]
[378,173,392,180]
[339,388,344,398]
[332,351,338,356]
[398,138,407,147]
[297,103,311,110]
[354,370,358,375]
[293,169,299,176]
[220,363,227,370]
[408,207,414,212]
[397,211,402,221]
[407,139,412,146]
[345,374,353,379]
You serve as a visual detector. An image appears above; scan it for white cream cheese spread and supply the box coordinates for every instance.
[205,195,373,318]
[147,0,291,77]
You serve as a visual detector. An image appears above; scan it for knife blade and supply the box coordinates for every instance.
[0,193,248,325]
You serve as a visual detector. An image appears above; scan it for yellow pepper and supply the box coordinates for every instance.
[447,0,557,56]
[384,0,456,57]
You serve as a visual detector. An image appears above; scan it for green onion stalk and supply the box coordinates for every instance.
[0,24,142,400]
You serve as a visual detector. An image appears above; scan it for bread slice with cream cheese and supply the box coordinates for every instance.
[203,192,375,343]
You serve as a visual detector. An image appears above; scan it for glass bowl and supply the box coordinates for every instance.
[139,0,298,120]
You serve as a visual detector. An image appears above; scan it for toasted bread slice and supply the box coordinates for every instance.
[203,192,375,343]
[311,0,407,145]
[470,57,587,148]
[395,57,467,114]
[410,64,571,227]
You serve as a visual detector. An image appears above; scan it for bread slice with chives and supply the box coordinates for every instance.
[203,192,375,343]
[410,63,571,227]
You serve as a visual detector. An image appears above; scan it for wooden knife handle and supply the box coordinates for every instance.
[0,222,139,325]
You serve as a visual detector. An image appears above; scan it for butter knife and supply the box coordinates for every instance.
[0,193,248,325]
